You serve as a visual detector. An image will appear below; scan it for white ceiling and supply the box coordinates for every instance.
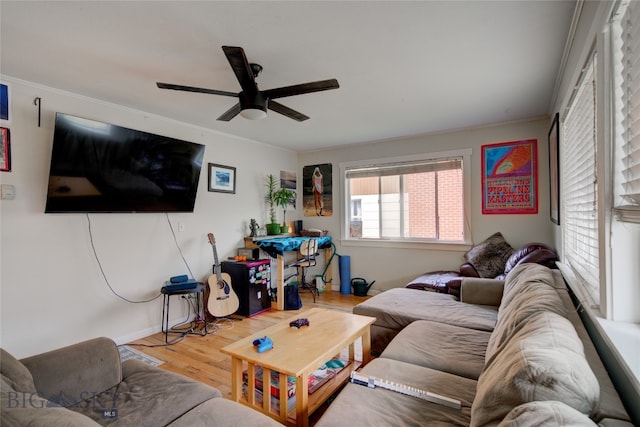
[0,1,576,152]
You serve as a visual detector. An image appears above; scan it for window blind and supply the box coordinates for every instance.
[345,158,462,179]
[561,54,600,304]
[615,0,640,222]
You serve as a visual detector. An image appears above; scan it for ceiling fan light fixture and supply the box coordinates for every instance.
[239,91,268,120]
[240,107,268,120]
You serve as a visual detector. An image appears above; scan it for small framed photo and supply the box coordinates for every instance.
[0,83,10,122]
[548,113,560,225]
[0,127,10,172]
[208,163,236,194]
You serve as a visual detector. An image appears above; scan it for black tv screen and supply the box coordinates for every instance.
[45,113,206,213]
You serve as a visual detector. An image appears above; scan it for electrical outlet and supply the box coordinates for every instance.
[178,222,185,232]
[1,184,15,200]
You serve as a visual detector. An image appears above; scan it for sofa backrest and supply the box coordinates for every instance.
[1,348,102,427]
[471,311,600,426]
[20,337,122,407]
[485,263,569,364]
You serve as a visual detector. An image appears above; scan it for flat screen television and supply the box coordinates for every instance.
[45,113,206,213]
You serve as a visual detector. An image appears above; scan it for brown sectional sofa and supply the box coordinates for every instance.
[317,263,633,426]
[1,337,282,426]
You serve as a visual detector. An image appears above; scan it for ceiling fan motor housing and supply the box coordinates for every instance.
[239,91,268,115]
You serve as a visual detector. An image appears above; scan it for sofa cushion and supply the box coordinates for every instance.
[353,288,498,354]
[66,359,220,426]
[0,348,36,394]
[353,288,498,332]
[498,401,598,427]
[464,232,514,278]
[167,397,283,427]
[471,311,599,426]
[380,320,491,380]
[486,264,569,364]
[315,358,476,427]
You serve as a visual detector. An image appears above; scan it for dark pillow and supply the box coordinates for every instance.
[464,232,514,278]
[504,243,558,274]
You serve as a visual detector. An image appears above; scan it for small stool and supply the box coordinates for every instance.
[160,283,207,343]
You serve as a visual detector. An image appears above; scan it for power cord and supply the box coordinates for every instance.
[165,213,195,279]
[87,213,209,345]
[86,214,161,303]
[86,213,198,304]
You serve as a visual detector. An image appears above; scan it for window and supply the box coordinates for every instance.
[341,150,470,244]
[613,0,640,223]
[560,53,600,306]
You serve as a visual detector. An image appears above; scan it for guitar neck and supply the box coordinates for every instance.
[349,372,461,409]
[208,232,222,276]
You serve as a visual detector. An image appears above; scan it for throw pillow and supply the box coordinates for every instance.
[464,232,514,278]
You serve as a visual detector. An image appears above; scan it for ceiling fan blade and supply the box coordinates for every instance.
[156,82,237,97]
[222,46,258,94]
[268,101,309,122]
[217,103,242,121]
[262,79,339,100]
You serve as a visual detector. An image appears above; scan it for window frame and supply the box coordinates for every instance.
[339,149,472,250]
[559,51,603,309]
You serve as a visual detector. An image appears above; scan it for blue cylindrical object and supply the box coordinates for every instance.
[339,255,351,294]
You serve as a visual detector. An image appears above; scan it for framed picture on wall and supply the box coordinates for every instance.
[208,163,236,194]
[0,83,10,122]
[548,113,560,224]
[481,139,538,214]
[0,127,10,172]
[303,163,332,216]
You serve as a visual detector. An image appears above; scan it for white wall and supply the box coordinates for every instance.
[0,77,298,358]
[298,118,553,292]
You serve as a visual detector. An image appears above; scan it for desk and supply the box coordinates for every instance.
[253,236,332,310]
[160,283,206,343]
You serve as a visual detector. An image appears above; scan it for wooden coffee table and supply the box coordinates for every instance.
[220,307,376,427]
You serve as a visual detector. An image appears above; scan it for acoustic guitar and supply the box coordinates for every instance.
[206,233,239,317]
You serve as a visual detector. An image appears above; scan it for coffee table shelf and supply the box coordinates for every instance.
[221,308,375,427]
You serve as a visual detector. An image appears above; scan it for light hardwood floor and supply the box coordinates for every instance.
[127,290,369,401]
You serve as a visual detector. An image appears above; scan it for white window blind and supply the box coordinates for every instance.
[561,54,600,304]
[614,0,640,223]
[345,158,462,179]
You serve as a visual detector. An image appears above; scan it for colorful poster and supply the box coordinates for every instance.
[481,139,538,214]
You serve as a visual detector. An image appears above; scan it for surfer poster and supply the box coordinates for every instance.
[481,139,538,214]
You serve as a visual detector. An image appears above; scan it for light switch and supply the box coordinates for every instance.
[1,184,15,200]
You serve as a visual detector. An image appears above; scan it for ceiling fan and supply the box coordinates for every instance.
[156,46,339,122]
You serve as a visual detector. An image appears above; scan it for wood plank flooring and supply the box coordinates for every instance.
[127,290,369,402]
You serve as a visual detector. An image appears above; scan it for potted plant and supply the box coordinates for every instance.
[264,174,280,235]
[273,187,296,234]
